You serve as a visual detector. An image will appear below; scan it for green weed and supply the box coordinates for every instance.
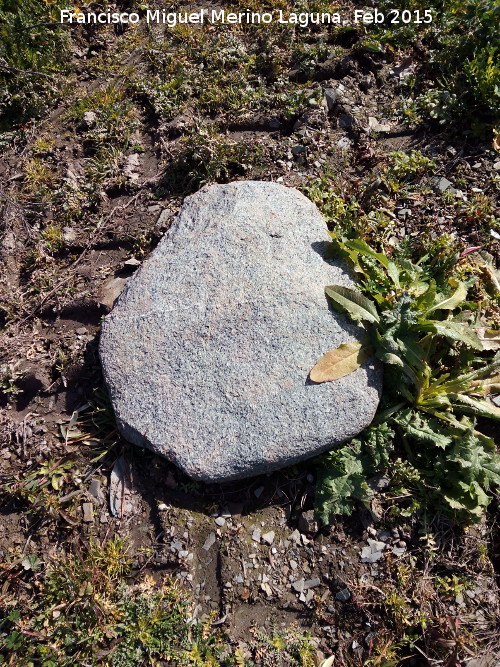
[314,236,500,523]
[0,542,236,666]
[376,0,500,135]
[0,0,68,131]
[161,128,267,194]
[0,362,25,402]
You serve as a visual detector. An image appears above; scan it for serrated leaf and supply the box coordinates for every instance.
[310,341,370,383]
[315,443,372,522]
[325,285,379,324]
[398,257,422,276]
[393,410,453,449]
[418,320,483,350]
[425,282,468,315]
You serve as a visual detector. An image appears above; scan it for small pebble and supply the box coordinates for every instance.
[261,531,275,545]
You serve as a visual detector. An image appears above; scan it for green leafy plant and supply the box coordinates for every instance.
[0,362,25,401]
[0,539,236,666]
[0,0,68,131]
[374,0,500,135]
[314,237,500,522]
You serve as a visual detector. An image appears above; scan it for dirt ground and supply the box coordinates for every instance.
[1,3,499,665]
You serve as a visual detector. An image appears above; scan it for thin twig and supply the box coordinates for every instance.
[0,62,54,80]
[13,22,62,32]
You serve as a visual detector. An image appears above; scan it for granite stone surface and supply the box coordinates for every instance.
[99,181,382,482]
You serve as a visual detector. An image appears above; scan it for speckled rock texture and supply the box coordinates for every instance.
[99,181,382,482]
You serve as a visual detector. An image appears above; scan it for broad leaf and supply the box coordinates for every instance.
[418,320,483,350]
[377,352,403,367]
[415,280,436,312]
[345,238,400,286]
[397,335,427,370]
[310,341,371,383]
[425,282,468,315]
[325,285,379,324]
[449,393,500,421]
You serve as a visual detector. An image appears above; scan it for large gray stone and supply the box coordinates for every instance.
[99,181,381,482]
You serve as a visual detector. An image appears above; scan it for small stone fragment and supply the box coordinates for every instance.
[82,503,94,522]
[124,256,141,268]
[432,176,453,193]
[303,578,320,590]
[157,209,171,227]
[215,517,226,527]
[339,113,355,129]
[98,277,128,309]
[252,528,261,543]
[292,579,305,593]
[202,533,216,551]
[261,582,273,596]
[123,154,141,182]
[261,531,275,545]
[392,547,406,557]
[291,145,307,156]
[63,227,77,243]
[335,588,351,602]
[324,88,339,113]
[304,590,314,603]
[298,510,318,534]
[361,547,384,563]
[367,117,391,132]
[81,110,97,129]
[337,136,351,150]
[367,539,386,551]
[397,209,412,221]
[88,479,103,501]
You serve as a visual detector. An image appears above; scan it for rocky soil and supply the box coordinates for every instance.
[0,2,499,664]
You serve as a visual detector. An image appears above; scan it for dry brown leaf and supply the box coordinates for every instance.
[310,341,370,383]
[473,373,500,396]
[475,328,500,351]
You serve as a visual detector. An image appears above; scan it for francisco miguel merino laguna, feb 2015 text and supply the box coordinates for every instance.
[60,8,376,27]
[60,8,434,26]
